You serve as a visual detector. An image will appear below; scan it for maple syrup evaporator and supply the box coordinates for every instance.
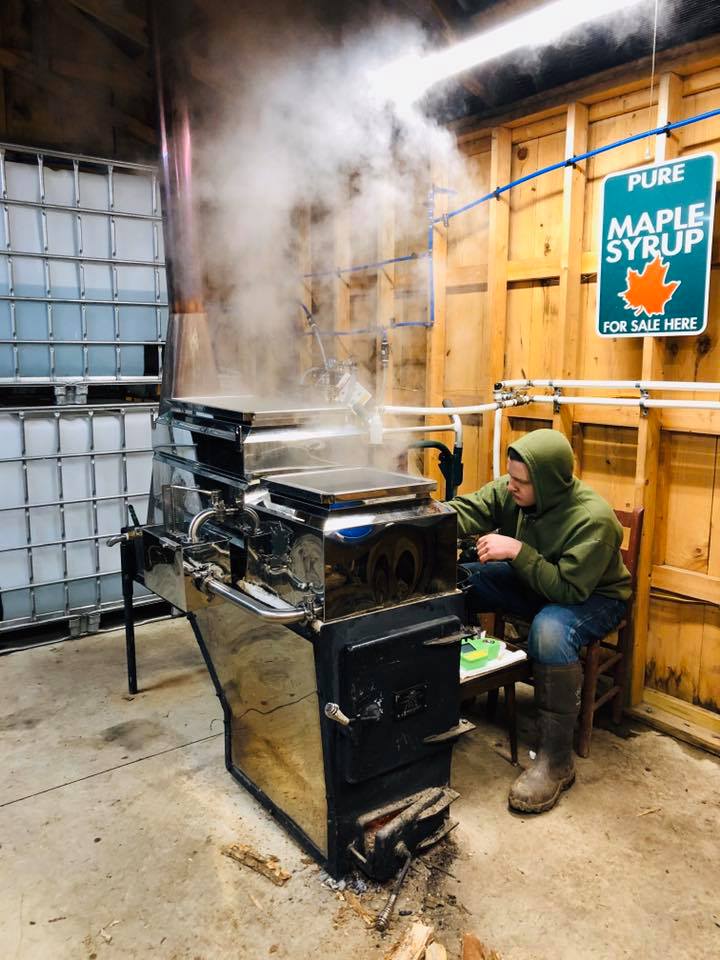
[113,12,474,883]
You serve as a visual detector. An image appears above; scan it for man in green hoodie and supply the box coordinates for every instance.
[448,429,631,814]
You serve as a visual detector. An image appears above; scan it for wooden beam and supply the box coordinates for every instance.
[631,72,683,706]
[49,55,148,97]
[661,409,720,435]
[481,126,512,481]
[510,111,567,143]
[376,197,395,403]
[708,443,720,580]
[682,64,720,97]
[642,687,720,736]
[553,103,588,444]
[65,0,148,47]
[297,207,314,376]
[651,564,720,606]
[0,44,154,148]
[334,202,351,337]
[553,102,588,445]
[629,694,720,757]
[446,252,599,291]
[425,166,450,492]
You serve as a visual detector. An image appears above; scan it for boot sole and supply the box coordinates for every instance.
[508,771,576,814]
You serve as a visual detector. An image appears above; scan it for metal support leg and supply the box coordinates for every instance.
[120,538,138,695]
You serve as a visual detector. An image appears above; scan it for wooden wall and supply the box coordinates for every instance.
[444,53,720,741]
[0,0,155,161]
[306,43,720,747]
[14,1,712,741]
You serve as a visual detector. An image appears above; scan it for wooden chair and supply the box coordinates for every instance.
[486,506,644,759]
[576,506,644,757]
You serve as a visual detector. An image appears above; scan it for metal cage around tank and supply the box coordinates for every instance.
[0,402,158,630]
[0,142,167,385]
[0,142,169,635]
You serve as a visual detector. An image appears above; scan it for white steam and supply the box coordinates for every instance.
[190,7,461,401]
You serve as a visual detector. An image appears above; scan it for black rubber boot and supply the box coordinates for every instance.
[508,662,582,814]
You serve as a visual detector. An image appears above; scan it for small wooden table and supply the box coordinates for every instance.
[459,646,532,764]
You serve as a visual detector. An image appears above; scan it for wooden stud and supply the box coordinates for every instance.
[481,126,512,481]
[642,686,720,736]
[552,102,588,440]
[698,605,720,713]
[557,103,589,381]
[297,207,314,378]
[65,0,148,47]
[425,160,450,492]
[708,439,720,579]
[334,202,351,337]
[631,72,682,705]
[376,196,396,403]
[651,564,720,606]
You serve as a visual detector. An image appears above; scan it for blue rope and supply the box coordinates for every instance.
[304,251,427,280]
[427,188,436,339]
[303,320,431,338]
[438,107,720,223]
[304,105,720,340]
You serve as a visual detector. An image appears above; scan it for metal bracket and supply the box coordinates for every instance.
[553,387,563,415]
[640,388,649,417]
[54,383,88,405]
[69,611,101,637]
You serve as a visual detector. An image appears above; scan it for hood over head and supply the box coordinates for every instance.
[508,429,574,515]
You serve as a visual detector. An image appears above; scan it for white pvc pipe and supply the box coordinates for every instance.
[643,398,720,410]
[381,397,529,416]
[531,395,720,410]
[493,407,503,480]
[500,378,720,393]
[383,424,456,435]
[531,395,641,407]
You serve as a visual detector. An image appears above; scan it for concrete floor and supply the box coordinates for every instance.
[1,618,719,960]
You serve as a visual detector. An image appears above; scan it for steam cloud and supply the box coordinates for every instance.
[187,1,463,402]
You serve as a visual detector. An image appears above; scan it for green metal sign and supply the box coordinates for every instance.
[597,152,716,338]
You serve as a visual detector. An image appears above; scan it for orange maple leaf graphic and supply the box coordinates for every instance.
[618,254,680,318]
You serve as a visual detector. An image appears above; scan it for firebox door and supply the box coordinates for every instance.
[338,615,461,783]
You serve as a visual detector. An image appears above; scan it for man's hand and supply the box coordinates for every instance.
[476,533,522,563]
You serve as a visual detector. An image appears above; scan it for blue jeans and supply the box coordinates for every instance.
[460,561,627,665]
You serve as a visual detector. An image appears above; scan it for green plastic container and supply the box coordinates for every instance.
[459,634,503,671]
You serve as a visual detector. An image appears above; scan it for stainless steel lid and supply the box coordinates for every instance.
[171,395,351,428]
[266,466,436,505]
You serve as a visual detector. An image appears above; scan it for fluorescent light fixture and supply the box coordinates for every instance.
[377,0,651,105]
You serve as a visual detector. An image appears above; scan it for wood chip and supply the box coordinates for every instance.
[222,843,291,886]
[462,932,503,960]
[426,942,448,960]
[384,921,434,960]
[340,890,376,927]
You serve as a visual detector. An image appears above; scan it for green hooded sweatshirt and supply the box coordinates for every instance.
[448,429,631,604]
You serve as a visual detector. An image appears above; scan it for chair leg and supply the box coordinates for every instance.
[577,641,600,759]
[504,683,518,764]
[611,624,630,725]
